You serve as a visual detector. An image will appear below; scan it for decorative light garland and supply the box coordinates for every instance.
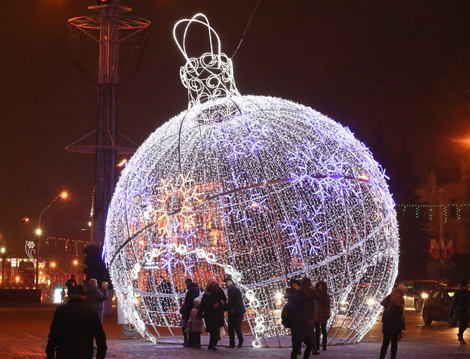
[397,204,470,224]
[104,14,399,346]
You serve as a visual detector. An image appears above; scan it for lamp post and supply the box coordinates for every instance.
[35,192,68,289]
[1,247,5,289]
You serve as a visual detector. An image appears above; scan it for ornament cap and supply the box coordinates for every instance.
[173,14,240,108]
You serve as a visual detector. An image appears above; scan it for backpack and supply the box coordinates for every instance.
[281,302,293,328]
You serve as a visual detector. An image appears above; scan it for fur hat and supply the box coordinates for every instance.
[71,284,87,296]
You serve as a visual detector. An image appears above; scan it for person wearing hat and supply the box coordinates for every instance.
[198,277,227,350]
[186,296,204,348]
[449,280,470,344]
[46,285,107,359]
[379,283,406,359]
[224,275,246,348]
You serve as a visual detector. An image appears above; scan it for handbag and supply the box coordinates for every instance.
[219,326,226,340]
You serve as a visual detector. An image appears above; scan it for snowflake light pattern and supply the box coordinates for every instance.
[104,14,399,346]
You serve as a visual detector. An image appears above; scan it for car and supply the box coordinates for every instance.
[400,280,446,312]
[422,287,458,327]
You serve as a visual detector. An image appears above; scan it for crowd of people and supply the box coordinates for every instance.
[180,275,246,351]
[283,278,331,359]
[44,274,470,359]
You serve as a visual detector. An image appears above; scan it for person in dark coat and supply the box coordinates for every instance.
[287,278,315,359]
[379,284,406,359]
[300,277,319,354]
[198,277,227,350]
[182,278,200,346]
[284,279,301,355]
[449,280,470,344]
[46,285,107,359]
[86,278,108,323]
[65,275,77,297]
[314,280,331,351]
[224,275,246,348]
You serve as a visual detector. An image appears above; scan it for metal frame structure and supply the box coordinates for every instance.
[67,1,150,246]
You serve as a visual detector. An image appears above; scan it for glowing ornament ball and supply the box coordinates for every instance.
[104,14,399,346]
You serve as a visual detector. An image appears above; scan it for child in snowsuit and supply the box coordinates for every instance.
[186,297,204,348]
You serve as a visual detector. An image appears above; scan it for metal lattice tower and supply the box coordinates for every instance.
[67,0,150,246]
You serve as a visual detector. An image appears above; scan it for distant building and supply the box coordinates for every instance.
[416,156,470,281]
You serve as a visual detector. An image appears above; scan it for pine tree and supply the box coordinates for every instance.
[83,245,109,286]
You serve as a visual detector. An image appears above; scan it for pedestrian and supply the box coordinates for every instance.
[198,277,227,351]
[186,297,204,348]
[300,277,320,355]
[284,278,301,355]
[314,280,331,351]
[65,275,77,297]
[449,280,470,344]
[86,278,108,323]
[46,284,107,359]
[224,275,246,348]
[286,278,316,359]
[181,278,200,346]
[60,288,66,304]
[379,283,406,359]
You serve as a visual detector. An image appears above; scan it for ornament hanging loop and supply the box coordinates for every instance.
[173,13,240,109]
[173,13,222,66]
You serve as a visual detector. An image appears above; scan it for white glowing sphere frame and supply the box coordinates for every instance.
[104,14,399,347]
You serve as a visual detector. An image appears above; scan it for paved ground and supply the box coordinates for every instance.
[1,303,469,358]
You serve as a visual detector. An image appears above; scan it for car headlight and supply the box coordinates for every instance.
[421,293,428,299]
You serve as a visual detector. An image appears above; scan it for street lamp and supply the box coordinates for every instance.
[1,247,5,289]
[35,192,68,289]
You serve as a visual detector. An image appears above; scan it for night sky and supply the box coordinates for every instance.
[1,0,470,255]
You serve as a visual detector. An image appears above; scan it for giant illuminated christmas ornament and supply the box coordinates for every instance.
[104,14,399,346]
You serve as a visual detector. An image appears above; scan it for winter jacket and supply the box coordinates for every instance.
[302,286,318,327]
[450,288,470,322]
[198,286,227,332]
[380,295,405,335]
[86,284,108,314]
[314,281,331,323]
[287,288,313,341]
[183,283,200,321]
[226,286,246,316]
[46,297,107,359]
[187,307,204,333]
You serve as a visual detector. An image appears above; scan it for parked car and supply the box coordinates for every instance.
[422,287,458,327]
[400,280,446,311]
